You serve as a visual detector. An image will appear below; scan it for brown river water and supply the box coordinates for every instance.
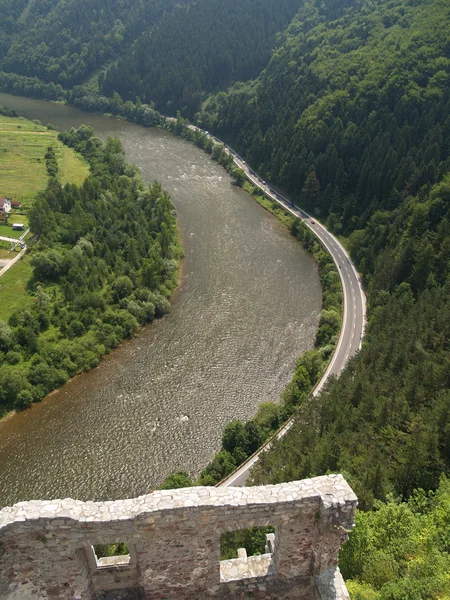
[0,92,321,505]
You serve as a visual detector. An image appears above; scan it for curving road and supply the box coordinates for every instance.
[189,131,366,487]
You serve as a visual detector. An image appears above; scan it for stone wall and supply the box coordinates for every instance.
[0,474,357,599]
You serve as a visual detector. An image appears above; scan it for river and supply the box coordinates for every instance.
[0,92,322,505]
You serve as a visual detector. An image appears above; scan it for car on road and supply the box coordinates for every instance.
[311,219,316,224]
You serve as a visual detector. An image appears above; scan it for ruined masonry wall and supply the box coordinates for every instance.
[0,474,357,600]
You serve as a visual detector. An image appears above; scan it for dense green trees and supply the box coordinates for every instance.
[198,0,450,232]
[0,0,186,87]
[0,0,299,119]
[100,0,300,117]
[342,477,450,599]
[0,125,181,414]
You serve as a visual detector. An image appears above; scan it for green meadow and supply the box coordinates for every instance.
[0,115,90,209]
[0,254,33,321]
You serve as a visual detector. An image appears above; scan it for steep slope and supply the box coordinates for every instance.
[99,0,302,117]
[199,0,450,232]
[0,0,302,118]
[0,0,191,87]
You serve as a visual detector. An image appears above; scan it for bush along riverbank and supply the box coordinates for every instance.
[160,119,343,487]
[0,124,182,416]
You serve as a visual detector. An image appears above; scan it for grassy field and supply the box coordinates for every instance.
[0,115,90,209]
[0,254,33,321]
[0,224,26,239]
[0,114,90,321]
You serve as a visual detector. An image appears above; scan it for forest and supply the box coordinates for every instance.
[99,0,301,117]
[0,0,300,117]
[0,125,181,413]
[0,0,189,87]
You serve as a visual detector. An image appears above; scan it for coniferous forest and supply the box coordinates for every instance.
[0,0,450,596]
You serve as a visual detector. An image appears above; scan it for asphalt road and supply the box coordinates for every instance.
[229,152,366,382]
[210,139,365,487]
[183,125,366,486]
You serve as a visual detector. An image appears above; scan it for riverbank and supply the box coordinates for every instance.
[0,124,182,417]
[0,92,322,504]
[155,120,345,488]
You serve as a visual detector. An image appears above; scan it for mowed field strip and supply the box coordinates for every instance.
[0,115,90,207]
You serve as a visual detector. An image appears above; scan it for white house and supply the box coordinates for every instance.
[0,197,11,215]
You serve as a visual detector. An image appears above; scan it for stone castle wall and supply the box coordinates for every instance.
[0,475,357,599]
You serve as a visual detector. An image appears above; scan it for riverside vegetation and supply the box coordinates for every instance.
[0,123,181,415]
[197,0,450,597]
[161,117,342,486]
[0,0,450,595]
[168,1,450,596]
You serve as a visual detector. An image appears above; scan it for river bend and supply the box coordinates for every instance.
[0,93,321,505]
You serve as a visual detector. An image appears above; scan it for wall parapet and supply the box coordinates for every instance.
[0,474,357,599]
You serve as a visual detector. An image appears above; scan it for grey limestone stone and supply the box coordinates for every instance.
[0,474,357,599]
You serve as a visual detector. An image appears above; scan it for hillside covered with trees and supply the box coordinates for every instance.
[0,0,188,88]
[0,0,300,114]
[99,0,301,117]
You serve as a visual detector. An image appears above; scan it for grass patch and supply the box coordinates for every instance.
[0,224,26,239]
[59,144,90,186]
[243,181,295,228]
[0,114,89,209]
[8,214,28,227]
[0,254,33,321]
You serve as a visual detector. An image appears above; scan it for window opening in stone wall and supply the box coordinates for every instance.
[92,542,131,568]
[220,527,277,583]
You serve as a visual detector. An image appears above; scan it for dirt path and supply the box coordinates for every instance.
[0,246,26,278]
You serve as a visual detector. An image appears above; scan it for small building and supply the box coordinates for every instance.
[0,197,11,215]
[10,200,21,209]
[12,223,24,231]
